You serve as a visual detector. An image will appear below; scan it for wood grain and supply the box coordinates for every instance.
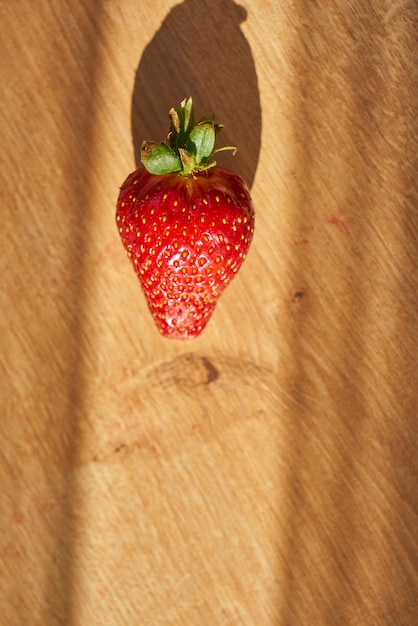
[1,1,417,624]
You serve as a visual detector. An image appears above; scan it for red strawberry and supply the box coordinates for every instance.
[116,98,255,340]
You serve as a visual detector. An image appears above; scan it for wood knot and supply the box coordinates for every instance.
[292,291,305,302]
[150,353,219,388]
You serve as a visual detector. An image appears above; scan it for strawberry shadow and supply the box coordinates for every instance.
[131,0,261,188]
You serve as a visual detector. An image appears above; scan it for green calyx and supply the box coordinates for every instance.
[140,97,236,177]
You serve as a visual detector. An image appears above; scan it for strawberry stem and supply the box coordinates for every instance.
[140,97,236,177]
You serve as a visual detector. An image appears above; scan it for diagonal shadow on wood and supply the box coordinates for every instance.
[0,2,107,623]
[131,0,261,188]
[279,3,418,624]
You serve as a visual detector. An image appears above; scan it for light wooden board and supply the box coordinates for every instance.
[1,1,417,624]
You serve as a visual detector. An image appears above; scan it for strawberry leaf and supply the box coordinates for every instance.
[169,98,195,151]
[141,141,182,175]
[187,122,216,165]
[140,98,235,176]
[178,98,195,140]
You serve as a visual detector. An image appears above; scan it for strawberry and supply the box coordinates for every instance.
[116,97,255,340]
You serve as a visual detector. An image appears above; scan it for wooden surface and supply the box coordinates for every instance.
[1,1,417,624]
